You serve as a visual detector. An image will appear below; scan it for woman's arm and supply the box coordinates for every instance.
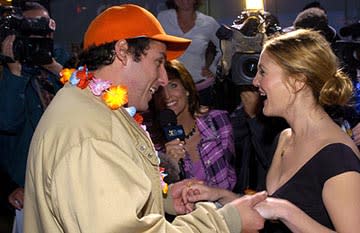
[255,197,336,233]
[184,183,239,206]
[255,171,360,233]
[323,171,360,233]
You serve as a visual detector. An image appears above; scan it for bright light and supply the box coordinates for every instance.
[245,0,264,11]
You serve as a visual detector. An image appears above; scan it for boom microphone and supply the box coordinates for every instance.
[157,109,186,180]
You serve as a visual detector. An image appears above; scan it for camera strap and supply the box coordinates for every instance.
[33,70,55,109]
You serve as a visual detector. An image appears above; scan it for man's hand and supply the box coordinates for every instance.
[230,191,267,233]
[8,187,24,210]
[41,58,63,75]
[201,67,215,79]
[240,90,261,118]
[1,35,21,76]
[169,179,203,214]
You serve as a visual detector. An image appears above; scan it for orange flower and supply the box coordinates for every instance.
[133,113,144,125]
[76,66,94,89]
[102,85,128,110]
[59,68,75,84]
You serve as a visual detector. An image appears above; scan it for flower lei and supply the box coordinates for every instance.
[59,66,168,194]
[159,167,168,194]
[59,66,143,124]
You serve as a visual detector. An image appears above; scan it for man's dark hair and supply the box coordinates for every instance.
[76,37,151,70]
[293,7,335,43]
[302,1,326,13]
[21,1,48,12]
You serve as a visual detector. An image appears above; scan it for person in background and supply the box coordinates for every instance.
[292,7,338,44]
[24,4,266,232]
[157,0,221,107]
[230,85,287,194]
[0,1,67,222]
[288,5,360,148]
[182,29,360,232]
[338,21,360,146]
[151,59,237,190]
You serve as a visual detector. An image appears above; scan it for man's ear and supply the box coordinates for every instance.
[114,39,128,65]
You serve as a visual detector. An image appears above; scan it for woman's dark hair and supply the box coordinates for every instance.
[76,37,151,70]
[165,0,202,10]
[164,60,201,116]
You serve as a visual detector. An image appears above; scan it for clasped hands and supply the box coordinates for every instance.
[170,179,283,232]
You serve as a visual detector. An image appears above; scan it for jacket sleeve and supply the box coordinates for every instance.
[50,138,241,233]
[0,67,30,131]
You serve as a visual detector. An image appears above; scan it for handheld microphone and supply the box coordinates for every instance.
[157,109,186,180]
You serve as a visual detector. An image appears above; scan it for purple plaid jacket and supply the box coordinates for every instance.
[183,110,237,190]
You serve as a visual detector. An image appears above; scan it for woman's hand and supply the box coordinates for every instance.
[170,179,203,214]
[182,183,239,206]
[165,138,186,163]
[254,197,289,220]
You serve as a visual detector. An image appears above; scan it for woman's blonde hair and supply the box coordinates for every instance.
[263,29,353,106]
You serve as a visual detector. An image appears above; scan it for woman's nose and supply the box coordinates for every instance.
[253,73,260,87]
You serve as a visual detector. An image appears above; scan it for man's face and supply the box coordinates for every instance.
[123,40,169,112]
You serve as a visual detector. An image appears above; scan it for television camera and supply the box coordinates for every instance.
[0,5,55,65]
[334,21,360,81]
[216,10,281,86]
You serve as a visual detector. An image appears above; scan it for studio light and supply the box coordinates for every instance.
[245,0,264,11]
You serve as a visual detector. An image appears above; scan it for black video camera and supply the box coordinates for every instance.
[216,10,281,86]
[0,5,55,65]
[334,22,360,81]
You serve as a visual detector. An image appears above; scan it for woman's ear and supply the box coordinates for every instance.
[289,74,307,93]
[114,39,128,65]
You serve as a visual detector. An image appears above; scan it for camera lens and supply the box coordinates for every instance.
[242,58,258,77]
[231,53,259,86]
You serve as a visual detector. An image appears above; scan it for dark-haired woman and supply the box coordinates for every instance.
[153,60,236,190]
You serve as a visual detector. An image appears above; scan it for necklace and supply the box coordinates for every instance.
[59,66,143,124]
[185,124,196,139]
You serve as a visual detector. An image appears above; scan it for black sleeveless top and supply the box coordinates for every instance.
[261,143,360,233]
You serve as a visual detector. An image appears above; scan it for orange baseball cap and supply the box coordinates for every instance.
[83,4,191,60]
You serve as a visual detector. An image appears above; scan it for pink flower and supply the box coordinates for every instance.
[89,78,112,96]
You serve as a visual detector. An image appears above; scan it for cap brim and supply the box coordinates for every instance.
[151,34,191,60]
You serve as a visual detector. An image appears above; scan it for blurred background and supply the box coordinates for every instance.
[1,0,359,54]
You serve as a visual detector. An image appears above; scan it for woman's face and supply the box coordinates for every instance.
[253,51,292,117]
[174,0,196,11]
[159,76,189,116]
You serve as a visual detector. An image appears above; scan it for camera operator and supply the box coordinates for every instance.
[0,2,68,229]
[215,12,287,193]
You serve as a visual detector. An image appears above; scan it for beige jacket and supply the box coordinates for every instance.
[24,85,241,233]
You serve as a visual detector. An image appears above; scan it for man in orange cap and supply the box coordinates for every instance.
[23,4,266,233]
